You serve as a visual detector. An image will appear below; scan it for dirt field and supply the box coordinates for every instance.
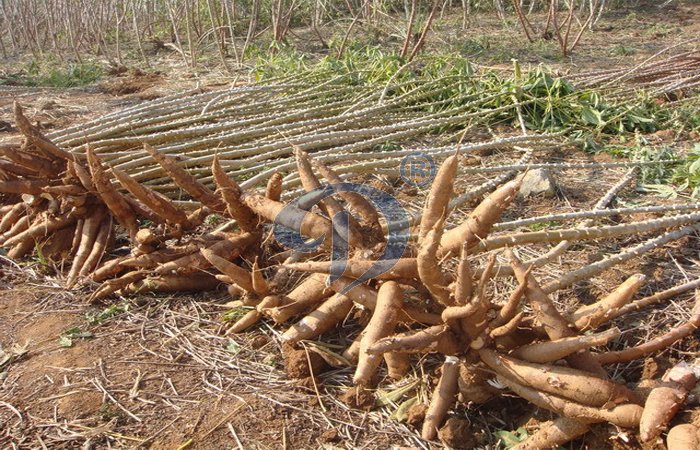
[2,4,700,450]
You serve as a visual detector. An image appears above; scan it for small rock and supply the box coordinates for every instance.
[406,403,427,429]
[519,168,557,198]
[339,386,375,411]
[282,342,328,378]
[438,417,476,449]
[320,428,340,443]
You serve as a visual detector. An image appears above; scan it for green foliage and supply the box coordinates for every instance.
[252,49,664,138]
[59,327,94,348]
[599,136,700,199]
[205,214,225,226]
[33,243,48,267]
[85,303,129,325]
[222,306,251,322]
[527,221,557,231]
[226,339,241,354]
[99,403,123,420]
[0,60,102,87]
[610,44,636,56]
[671,144,700,198]
[493,427,529,448]
[494,427,565,449]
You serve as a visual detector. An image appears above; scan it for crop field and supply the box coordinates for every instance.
[1,1,700,449]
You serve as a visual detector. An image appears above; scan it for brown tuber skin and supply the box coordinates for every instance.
[200,248,255,292]
[507,249,609,378]
[512,417,590,450]
[285,258,419,280]
[242,193,334,248]
[66,208,107,288]
[313,157,382,233]
[112,166,191,227]
[511,327,621,364]
[154,232,259,276]
[0,203,26,234]
[666,423,700,450]
[354,281,403,386]
[329,277,442,325]
[457,363,497,404]
[421,356,460,440]
[597,297,700,365]
[265,273,332,323]
[144,143,225,212]
[368,324,453,355]
[2,213,76,248]
[281,293,353,343]
[479,349,637,407]
[639,362,698,442]
[570,273,646,331]
[419,154,457,242]
[417,221,453,306]
[212,156,260,232]
[384,352,411,380]
[227,295,282,334]
[438,177,522,256]
[3,121,700,450]
[86,146,138,241]
[498,375,643,429]
[265,172,283,201]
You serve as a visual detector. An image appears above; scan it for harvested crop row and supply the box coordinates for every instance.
[1,95,699,450]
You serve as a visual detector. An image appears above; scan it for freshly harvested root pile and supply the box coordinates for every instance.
[3,101,700,448]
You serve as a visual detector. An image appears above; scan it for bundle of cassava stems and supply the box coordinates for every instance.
[1,102,699,449]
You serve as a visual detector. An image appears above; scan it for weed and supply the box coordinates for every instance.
[494,427,529,448]
[527,221,557,231]
[226,339,241,355]
[99,403,123,421]
[85,303,129,325]
[461,35,493,57]
[671,143,700,198]
[33,243,48,267]
[205,214,225,226]
[645,23,675,38]
[0,60,102,87]
[222,306,251,322]
[58,327,94,348]
[610,45,635,56]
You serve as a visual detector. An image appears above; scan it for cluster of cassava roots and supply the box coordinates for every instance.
[1,101,699,449]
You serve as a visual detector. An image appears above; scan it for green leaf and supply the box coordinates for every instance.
[688,158,700,175]
[494,427,529,448]
[375,380,419,407]
[391,397,417,422]
[580,107,600,126]
[226,339,240,354]
[59,335,73,348]
[59,327,94,347]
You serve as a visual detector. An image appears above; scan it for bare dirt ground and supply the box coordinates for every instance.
[1,4,700,449]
